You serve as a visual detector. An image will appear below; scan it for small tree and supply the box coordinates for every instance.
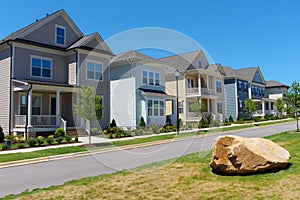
[73,86,104,143]
[286,81,300,132]
[139,116,146,128]
[110,119,117,128]
[0,126,4,143]
[190,98,206,118]
[244,98,257,119]
[229,115,234,123]
[275,97,285,118]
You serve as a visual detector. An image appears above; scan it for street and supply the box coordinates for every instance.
[0,122,296,198]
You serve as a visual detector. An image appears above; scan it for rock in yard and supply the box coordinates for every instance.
[210,135,290,175]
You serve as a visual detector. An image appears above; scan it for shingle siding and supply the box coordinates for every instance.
[0,50,11,134]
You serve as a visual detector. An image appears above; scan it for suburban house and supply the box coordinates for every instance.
[223,66,278,120]
[110,50,176,128]
[0,9,112,136]
[265,80,289,100]
[161,50,226,125]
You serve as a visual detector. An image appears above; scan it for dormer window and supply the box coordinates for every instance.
[55,25,66,46]
[198,60,202,68]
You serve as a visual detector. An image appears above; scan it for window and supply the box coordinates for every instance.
[243,82,248,91]
[239,100,243,108]
[142,70,148,84]
[238,81,242,91]
[19,95,41,115]
[188,79,194,88]
[155,72,160,86]
[216,81,222,93]
[147,99,165,117]
[56,25,66,46]
[262,89,265,96]
[31,56,52,78]
[142,70,160,86]
[251,86,255,94]
[198,60,202,68]
[217,102,223,114]
[179,101,184,114]
[255,87,258,95]
[87,61,103,80]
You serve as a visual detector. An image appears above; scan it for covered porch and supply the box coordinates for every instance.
[253,98,277,117]
[185,72,216,97]
[12,79,78,136]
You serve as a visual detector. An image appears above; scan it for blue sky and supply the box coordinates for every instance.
[1,0,299,85]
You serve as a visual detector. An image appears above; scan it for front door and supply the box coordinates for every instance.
[51,97,56,115]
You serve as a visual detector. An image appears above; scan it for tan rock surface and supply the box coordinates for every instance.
[210,135,290,175]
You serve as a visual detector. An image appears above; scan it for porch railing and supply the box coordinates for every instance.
[187,87,200,96]
[201,88,216,95]
[60,118,67,133]
[15,115,57,127]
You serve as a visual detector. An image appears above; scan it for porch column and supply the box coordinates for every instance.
[207,99,210,113]
[27,90,32,127]
[198,72,201,95]
[56,90,61,126]
[206,75,210,89]
[262,99,265,116]
[269,102,271,113]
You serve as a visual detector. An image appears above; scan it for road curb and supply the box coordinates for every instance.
[0,120,295,169]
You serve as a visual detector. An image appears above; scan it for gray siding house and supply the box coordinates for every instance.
[0,10,113,136]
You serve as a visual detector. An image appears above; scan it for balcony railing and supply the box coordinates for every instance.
[186,87,200,96]
[201,88,216,95]
[15,115,57,128]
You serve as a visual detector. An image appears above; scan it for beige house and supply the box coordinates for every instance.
[161,50,225,124]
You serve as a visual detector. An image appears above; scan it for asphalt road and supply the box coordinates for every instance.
[0,122,296,198]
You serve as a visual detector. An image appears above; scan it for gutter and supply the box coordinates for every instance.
[7,41,13,134]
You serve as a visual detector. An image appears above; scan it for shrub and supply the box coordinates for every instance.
[139,117,146,128]
[28,137,38,147]
[1,144,9,150]
[159,125,177,133]
[91,128,99,136]
[37,136,44,146]
[254,116,265,122]
[179,118,183,128]
[110,119,117,128]
[223,121,231,126]
[187,123,193,130]
[66,135,72,143]
[17,134,25,143]
[55,128,65,138]
[55,137,64,144]
[150,125,159,134]
[211,120,221,127]
[17,143,26,149]
[198,118,209,128]
[0,126,4,143]
[229,115,234,123]
[47,135,55,145]
[74,136,78,142]
[108,127,124,134]
[133,128,143,136]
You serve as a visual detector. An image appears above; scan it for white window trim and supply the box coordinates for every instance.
[147,98,165,117]
[86,60,104,81]
[141,70,160,87]
[30,55,53,79]
[55,24,66,46]
[216,80,222,93]
[18,93,43,115]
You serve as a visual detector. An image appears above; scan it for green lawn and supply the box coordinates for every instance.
[0,119,295,164]
[3,130,300,200]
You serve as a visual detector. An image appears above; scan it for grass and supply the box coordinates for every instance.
[3,130,300,199]
[0,119,295,163]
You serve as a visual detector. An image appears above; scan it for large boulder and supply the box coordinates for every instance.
[210,135,290,175]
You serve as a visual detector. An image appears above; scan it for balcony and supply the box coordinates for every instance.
[201,88,215,96]
[186,87,216,97]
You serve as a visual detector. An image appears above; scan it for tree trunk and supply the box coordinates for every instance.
[297,117,299,132]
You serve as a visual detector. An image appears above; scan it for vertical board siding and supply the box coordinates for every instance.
[68,62,76,85]
[224,81,237,121]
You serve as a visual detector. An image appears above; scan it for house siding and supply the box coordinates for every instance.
[0,49,11,134]
[224,79,237,121]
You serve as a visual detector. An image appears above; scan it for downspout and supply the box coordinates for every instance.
[7,41,13,134]
[25,84,33,141]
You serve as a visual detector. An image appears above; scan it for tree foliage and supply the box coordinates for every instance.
[190,98,206,118]
[73,86,104,122]
[275,97,285,118]
[286,81,300,131]
[244,98,257,119]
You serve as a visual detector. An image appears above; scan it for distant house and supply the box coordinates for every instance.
[110,50,176,128]
[161,50,226,125]
[223,66,279,120]
[0,10,113,136]
[265,80,289,100]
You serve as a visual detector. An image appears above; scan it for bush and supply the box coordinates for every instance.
[110,119,117,128]
[47,135,55,145]
[90,128,99,136]
[139,117,146,128]
[66,135,72,143]
[211,120,221,127]
[1,144,9,150]
[223,121,232,126]
[28,137,38,147]
[179,118,183,128]
[198,118,209,128]
[229,115,234,123]
[37,136,44,146]
[159,125,177,133]
[55,128,65,138]
[17,143,26,149]
[0,126,4,143]
[55,137,64,144]
[150,125,159,134]
[133,128,143,136]
[74,136,78,142]
[254,116,265,122]
[187,123,193,130]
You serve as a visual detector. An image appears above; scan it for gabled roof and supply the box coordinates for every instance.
[207,64,226,75]
[111,50,164,65]
[223,66,266,84]
[158,50,207,71]
[223,66,239,77]
[266,80,289,88]
[1,9,83,45]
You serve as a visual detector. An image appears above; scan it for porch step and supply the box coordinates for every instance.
[67,129,89,137]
